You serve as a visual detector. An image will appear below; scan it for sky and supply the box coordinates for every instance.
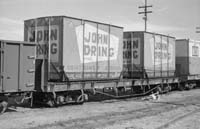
[0,0,200,41]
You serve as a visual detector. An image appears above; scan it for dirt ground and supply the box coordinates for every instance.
[1,89,200,129]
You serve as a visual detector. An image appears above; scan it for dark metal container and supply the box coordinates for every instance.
[0,40,35,93]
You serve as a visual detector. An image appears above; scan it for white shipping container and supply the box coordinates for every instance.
[176,39,200,76]
[24,16,123,81]
[123,31,175,78]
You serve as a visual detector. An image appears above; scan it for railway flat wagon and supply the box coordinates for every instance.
[176,39,200,89]
[24,16,124,105]
[123,31,176,79]
[0,40,35,106]
[24,16,123,82]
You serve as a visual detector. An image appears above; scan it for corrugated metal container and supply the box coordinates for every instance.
[0,40,35,93]
[123,31,175,79]
[24,16,123,82]
[176,39,200,76]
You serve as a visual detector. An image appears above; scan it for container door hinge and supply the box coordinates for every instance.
[26,83,34,87]
[27,69,35,73]
[27,56,35,59]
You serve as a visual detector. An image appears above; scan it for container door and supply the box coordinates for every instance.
[4,44,19,92]
[176,64,181,76]
[21,45,35,91]
[0,42,2,91]
[35,59,43,91]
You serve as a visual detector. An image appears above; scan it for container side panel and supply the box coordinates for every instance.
[4,44,19,92]
[123,32,131,78]
[123,32,143,78]
[144,33,156,77]
[189,57,200,75]
[21,45,35,91]
[130,33,142,65]
[161,36,168,77]
[0,42,2,92]
[168,37,176,76]
[24,17,63,81]
[176,40,188,57]
[189,40,200,57]
[175,40,189,76]
[63,17,123,80]
[176,57,189,76]
[144,33,175,78]
[188,40,200,75]
[63,18,83,80]
[131,32,143,78]
[83,21,98,78]
[96,24,109,78]
[154,35,163,77]
[109,26,123,78]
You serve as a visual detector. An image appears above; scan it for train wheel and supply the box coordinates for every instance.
[46,93,57,107]
[184,83,194,90]
[47,100,56,107]
[178,83,185,91]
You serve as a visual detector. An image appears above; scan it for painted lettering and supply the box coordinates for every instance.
[155,42,168,51]
[132,51,138,58]
[132,40,138,49]
[36,43,58,56]
[83,44,114,58]
[84,32,108,44]
[51,43,57,54]
[123,51,131,59]
[28,29,57,42]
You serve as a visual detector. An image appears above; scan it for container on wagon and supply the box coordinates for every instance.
[24,16,123,83]
[123,31,176,79]
[176,39,200,78]
[0,40,35,93]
